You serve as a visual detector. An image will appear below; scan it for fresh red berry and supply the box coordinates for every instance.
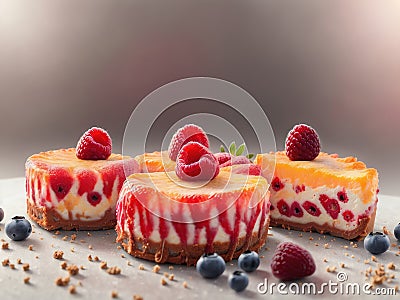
[302,201,322,217]
[291,201,304,217]
[319,194,340,219]
[214,153,251,168]
[285,124,320,161]
[168,124,209,161]
[49,168,73,201]
[229,164,261,176]
[175,142,219,181]
[214,152,232,166]
[277,199,291,217]
[76,127,112,160]
[271,242,316,281]
[271,177,284,192]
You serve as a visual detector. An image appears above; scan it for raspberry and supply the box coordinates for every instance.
[214,153,251,168]
[49,168,73,201]
[302,201,321,217]
[76,127,112,160]
[271,177,284,192]
[290,201,304,217]
[87,191,102,207]
[229,164,261,176]
[271,242,316,280]
[337,190,348,203]
[342,210,354,222]
[214,152,232,166]
[168,124,209,161]
[285,124,320,161]
[175,142,219,181]
[277,199,291,217]
[319,194,340,219]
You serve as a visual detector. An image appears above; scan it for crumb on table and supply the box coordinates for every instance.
[24,277,30,284]
[53,250,64,260]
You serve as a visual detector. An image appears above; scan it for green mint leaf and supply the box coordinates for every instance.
[229,142,236,155]
[220,145,225,153]
[246,153,254,160]
[235,143,246,156]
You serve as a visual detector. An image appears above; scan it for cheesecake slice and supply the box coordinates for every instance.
[116,170,270,265]
[26,148,139,230]
[255,151,379,240]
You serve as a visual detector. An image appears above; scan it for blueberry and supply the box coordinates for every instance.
[364,232,390,255]
[5,216,32,241]
[0,208,4,222]
[228,270,249,292]
[238,250,260,272]
[196,253,225,279]
[394,223,400,241]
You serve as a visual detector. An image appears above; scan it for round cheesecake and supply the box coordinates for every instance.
[26,148,139,230]
[116,170,270,265]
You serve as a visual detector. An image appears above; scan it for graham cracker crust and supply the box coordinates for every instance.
[270,207,376,240]
[116,217,270,266]
[27,199,116,231]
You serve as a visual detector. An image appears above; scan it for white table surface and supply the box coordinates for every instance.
[0,178,398,300]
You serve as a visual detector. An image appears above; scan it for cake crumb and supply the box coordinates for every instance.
[55,276,70,286]
[2,258,10,266]
[314,243,319,247]
[28,245,33,251]
[53,250,64,259]
[70,247,75,253]
[71,234,77,241]
[2,242,9,249]
[94,256,100,262]
[9,263,15,269]
[163,272,169,278]
[309,237,313,241]
[382,226,391,235]
[62,236,68,241]
[323,258,328,263]
[107,266,121,275]
[117,245,122,250]
[69,285,77,294]
[343,245,349,249]
[340,263,346,268]
[120,254,125,258]
[66,264,79,276]
[111,291,118,298]
[127,261,132,266]
[17,258,22,264]
[60,262,68,269]
[153,265,161,273]
[352,243,358,248]
[323,243,329,249]
[183,281,188,289]
[100,261,108,269]
[344,253,349,257]
[88,245,93,250]
[351,255,355,258]
[387,262,395,270]
[55,231,60,235]
[80,265,85,270]
[161,277,167,286]
[371,255,377,262]
[326,266,337,273]
[169,274,175,281]
[24,277,30,284]
[87,232,92,237]
[22,263,30,271]
[138,264,145,271]
[35,255,39,259]
[133,295,143,300]
[88,255,93,261]
[364,259,370,264]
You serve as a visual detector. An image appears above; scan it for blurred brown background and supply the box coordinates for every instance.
[0,1,399,195]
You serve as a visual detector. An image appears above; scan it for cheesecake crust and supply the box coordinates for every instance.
[270,206,376,240]
[27,199,116,231]
[116,217,270,266]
